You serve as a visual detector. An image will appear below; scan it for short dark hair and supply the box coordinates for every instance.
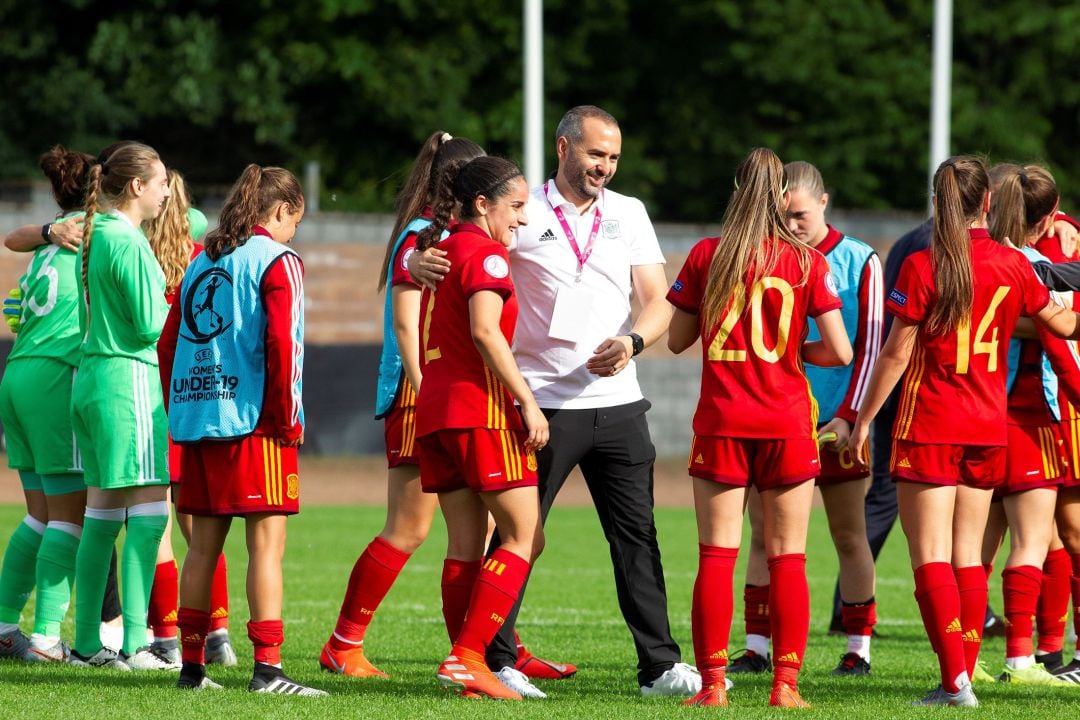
[555,105,618,147]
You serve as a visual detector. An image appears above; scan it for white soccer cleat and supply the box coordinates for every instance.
[495,666,548,698]
[69,646,131,671]
[123,646,182,671]
[640,662,702,696]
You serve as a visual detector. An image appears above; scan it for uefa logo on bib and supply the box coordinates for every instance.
[181,267,235,343]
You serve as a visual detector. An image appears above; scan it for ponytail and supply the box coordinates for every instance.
[702,147,809,333]
[81,163,103,298]
[205,164,304,261]
[928,156,987,334]
[379,133,485,289]
[415,156,523,252]
[989,164,1058,249]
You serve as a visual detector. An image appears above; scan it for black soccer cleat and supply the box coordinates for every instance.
[249,662,328,696]
[831,652,871,676]
[727,649,771,674]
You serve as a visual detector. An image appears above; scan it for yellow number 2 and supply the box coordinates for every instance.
[955,285,1009,374]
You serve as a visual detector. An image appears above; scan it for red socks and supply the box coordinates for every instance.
[955,565,986,676]
[454,549,530,654]
[329,537,411,650]
[914,562,966,692]
[744,583,771,638]
[1002,564,1042,659]
[248,619,284,666]
[1071,553,1080,650]
[441,558,482,643]
[148,560,179,639]
[1036,548,1070,654]
[840,598,877,636]
[209,554,229,632]
[177,607,210,665]
[692,545,738,675]
[768,554,809,687]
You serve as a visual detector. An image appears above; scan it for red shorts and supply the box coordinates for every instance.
[688,436,820,489]
[384,404,419,468]
[168,436,181,483]
[418,428,538,493]
[176,435,300,516]
[890,439,1004,489]
[997,424,1066,496]
[1060,417,1080,488]
[817,439,870,486]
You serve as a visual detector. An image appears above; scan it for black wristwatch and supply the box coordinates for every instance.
[41,223,52,244]
[628,332,644,356]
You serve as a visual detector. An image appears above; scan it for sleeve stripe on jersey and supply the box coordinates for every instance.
[850,254,884,413]
[279,253,304,427]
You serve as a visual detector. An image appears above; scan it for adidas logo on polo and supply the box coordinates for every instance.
[945,618,962,633]
[538,229,557,242]
[777,652,800,664]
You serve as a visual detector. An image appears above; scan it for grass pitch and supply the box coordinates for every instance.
[1,499,1078,718]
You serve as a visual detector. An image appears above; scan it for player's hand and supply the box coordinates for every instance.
[818,417,851,452]
[49,216,84,251]
[281,430,304,447]
[520,403,549,452]
[3,288,22,334]
[848,418,870,465]
[1051,218,1079,258]
[586,336,633,376]
[408,247,450,291]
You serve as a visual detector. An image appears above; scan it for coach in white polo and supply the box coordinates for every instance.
[412,105,696,696]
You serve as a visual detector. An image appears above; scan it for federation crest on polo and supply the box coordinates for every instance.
[169,235,305,442]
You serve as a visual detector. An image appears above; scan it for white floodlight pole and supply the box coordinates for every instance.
[524,0,544,187]
[928,0,953,211]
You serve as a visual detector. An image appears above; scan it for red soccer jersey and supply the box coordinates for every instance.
[415,223,521,436]
[888,229,1050,446]
[391,226,422,290]
[667,236,842,439]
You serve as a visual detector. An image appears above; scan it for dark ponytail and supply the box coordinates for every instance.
[379,134,485,288]
[415,156,524,251]
[39,145,94,212]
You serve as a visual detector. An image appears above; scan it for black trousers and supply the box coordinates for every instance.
[485,399,682,686]
[830,407,899,622]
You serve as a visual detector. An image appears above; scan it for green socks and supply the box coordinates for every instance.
[33,523,81,639]
[0,517,45,624]
[74,512,123,656]
[121,504,168,656]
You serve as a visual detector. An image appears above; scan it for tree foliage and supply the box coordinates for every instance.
[1,0,1077,220]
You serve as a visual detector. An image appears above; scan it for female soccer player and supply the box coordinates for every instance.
[412,156,547,701]
[320,132,485,679]
[143,170,235,668]
[667,147,853,708]
[0,146,92,662]
[980,164,1077,685]
[731,161,882,678]
[849,155,1080,706]
[69,141,173,670]
[160,164,323,695]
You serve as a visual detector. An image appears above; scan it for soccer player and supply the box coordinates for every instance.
[320,132,485,679]
[849,155,1080,707]
[413,156,547,701]
[142,170,237,668]
[978,164,1076,686]
[159,165,321,695]
[667,147,853,708]
[68,141,173,670]
[0,146,92,662]
[731,161,882,678]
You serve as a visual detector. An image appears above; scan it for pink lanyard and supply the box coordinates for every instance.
[545,181,602,275]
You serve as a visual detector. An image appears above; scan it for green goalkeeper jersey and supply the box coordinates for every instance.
[8,211,83,366]
[78,211,167,365]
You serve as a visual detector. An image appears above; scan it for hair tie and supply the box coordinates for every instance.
[100,162,109,176]
[440,132,453,144]
[1019,172,1029,187]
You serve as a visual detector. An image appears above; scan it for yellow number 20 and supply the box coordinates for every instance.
[707,277,794,364]
[955,285,1009,374]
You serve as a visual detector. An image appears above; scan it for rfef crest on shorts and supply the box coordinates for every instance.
[181,267,234,343]
[286,473,299,500]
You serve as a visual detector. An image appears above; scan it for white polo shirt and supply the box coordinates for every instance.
[508,182,665,409]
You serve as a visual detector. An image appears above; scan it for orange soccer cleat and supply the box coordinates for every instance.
[438,649,522,700]
[319,641,389,679]
[769,681,811,709]
[683,682,729,707]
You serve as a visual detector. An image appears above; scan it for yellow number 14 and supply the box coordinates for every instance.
[955,285,1009,374]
